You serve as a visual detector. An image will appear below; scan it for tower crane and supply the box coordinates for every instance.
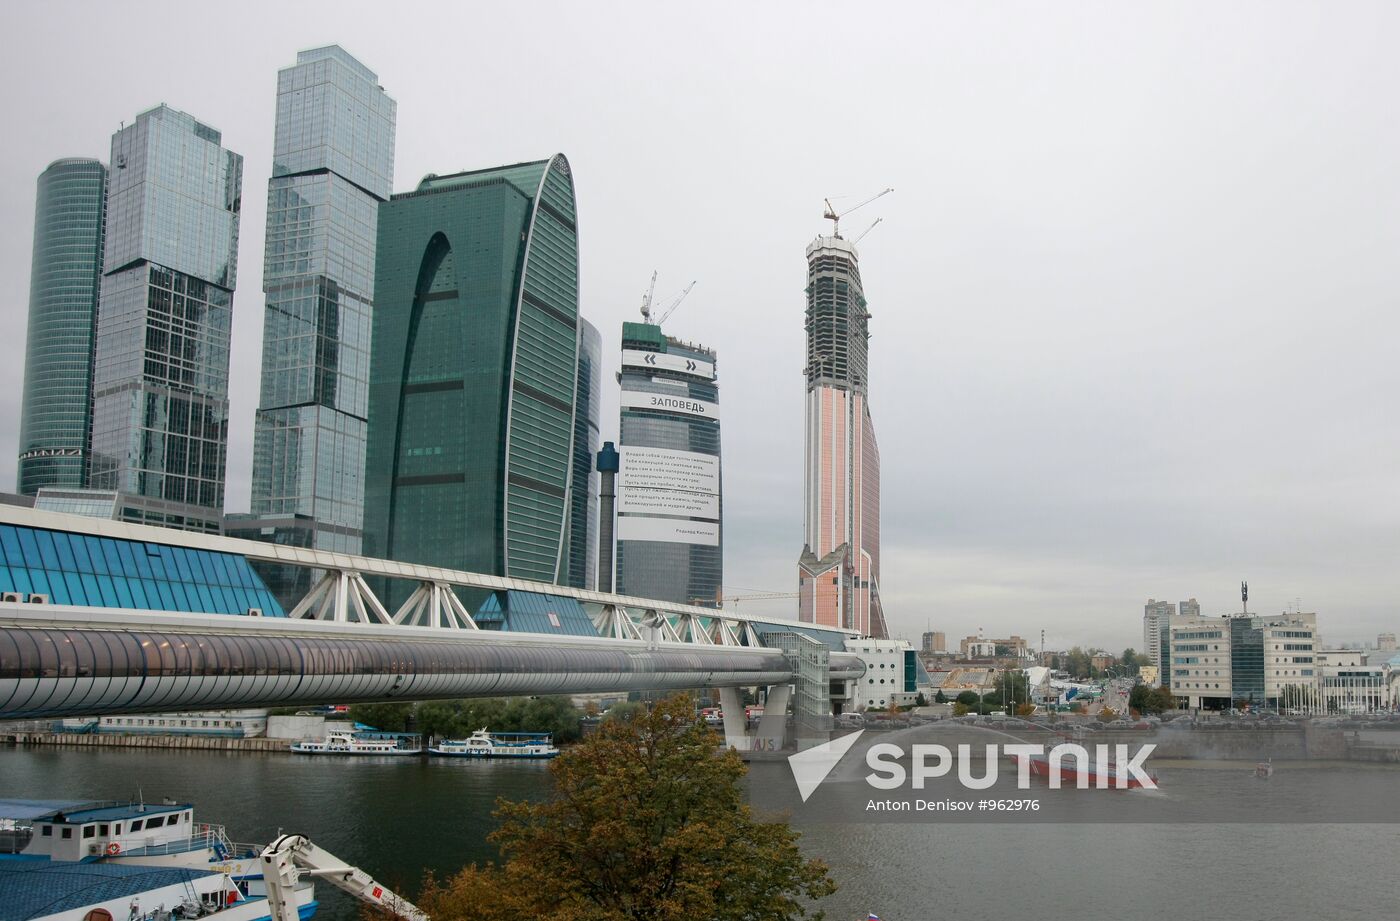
[724,591,799,611]
[640,272,698,326]
[851,217,883,245]
[822,187,893,238]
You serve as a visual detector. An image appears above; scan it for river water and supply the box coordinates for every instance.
[2,746,1395,921]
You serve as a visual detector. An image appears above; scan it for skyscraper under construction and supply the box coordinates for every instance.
[797,231,886,638]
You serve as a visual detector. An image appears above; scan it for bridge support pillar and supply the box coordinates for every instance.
[718,687,748,750]
[753,684,791,751]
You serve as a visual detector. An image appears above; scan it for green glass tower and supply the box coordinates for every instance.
[17,159,108,495]
[363,155,582,595]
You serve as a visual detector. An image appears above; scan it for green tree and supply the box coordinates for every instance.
[416,695,835,921]
[348,701,413,733]
[955,690,980,706]
[1119,648,1139,676]
[934,689,948,704]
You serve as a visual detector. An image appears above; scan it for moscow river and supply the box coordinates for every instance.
[2,746,1396,921]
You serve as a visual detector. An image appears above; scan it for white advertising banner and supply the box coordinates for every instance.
[617,446,721,545]
[619,388,720,421]
[622,349,715,380]
[620,446,719,494]
[616,515,720,547]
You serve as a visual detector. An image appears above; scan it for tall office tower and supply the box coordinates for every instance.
[614,321,722,606]
[364,156,582,605]
[797,235,886,637]
[1179,597,1201,618]
[920,630,946,654]
[88,106,242,533]
[233,47,396,605]
[1143,598,1176,675]
[17,160,108,495]
[566,319,602,590]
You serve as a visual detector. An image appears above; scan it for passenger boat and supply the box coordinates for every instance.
[1255,759,1274,778]
[1012,753,1157,789]
[0,800,317,921]
[429,728,559,759]
[290,729,420,755]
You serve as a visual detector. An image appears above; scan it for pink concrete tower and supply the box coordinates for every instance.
[798,234,887,638]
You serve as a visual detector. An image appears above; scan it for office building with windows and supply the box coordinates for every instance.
[614,321,721,606]
[245,46,395,554]
[87,106,242,534]
[17,159,108,496]
[566,319,602,590]
[797,235,886,637]
[363,155,582,605]
[230,47,396,606]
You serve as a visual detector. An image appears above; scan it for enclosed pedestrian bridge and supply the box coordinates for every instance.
[0,506,864,739]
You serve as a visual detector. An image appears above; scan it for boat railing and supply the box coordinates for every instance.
[117,823,235,858]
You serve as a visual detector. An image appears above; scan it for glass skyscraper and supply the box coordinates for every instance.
[615,321,722,607]
[87,105,242,534]
[567,319,602,590]
[17,159,108,495]
[246,46,396,556]
[363,155,583,605]
[797,235,886,638]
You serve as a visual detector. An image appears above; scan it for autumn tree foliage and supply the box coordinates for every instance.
[415,694,836,921]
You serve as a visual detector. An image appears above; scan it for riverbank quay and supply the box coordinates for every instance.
[2,731,292,752]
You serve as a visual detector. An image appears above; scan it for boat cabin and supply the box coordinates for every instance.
[22,802,196,862]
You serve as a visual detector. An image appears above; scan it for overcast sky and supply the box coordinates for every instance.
[2,1,1397,650]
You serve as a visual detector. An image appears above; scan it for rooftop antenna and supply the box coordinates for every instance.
[822,187,893,238]
[1241,580,1249,617]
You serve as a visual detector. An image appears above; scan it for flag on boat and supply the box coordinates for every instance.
[867,915,881,921]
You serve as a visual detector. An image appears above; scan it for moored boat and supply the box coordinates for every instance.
[1012,753,1157,789]
[429,728,559,759]
[290,729,420,756]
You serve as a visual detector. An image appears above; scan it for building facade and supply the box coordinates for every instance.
[1143,599,1176,679]
[363,156,582,603]
[614,321,722,606]
[566,319,602,590]
[797,235,885,637]
[1170,612,1318,710]
[246,46,396,562]
[920,630,946,654]
[87,106,242,534]
[18,160,109,496]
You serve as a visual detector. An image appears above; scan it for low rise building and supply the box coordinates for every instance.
[846,638,919,709]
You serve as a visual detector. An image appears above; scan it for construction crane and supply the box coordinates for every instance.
[724,591,799,611]
[822,187,893,238]
[851,217,883,245]
[261,833,428,921]
[640,272,697,326]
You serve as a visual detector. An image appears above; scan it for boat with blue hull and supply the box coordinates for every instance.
[429,728,559,759]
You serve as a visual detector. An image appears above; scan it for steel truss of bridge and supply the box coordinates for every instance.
[0,506,864,750]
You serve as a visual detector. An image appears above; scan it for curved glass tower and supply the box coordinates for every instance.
[17,159,108,495]
[364,155,582,597]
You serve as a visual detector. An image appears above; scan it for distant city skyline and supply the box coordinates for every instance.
[3,3,1400,649]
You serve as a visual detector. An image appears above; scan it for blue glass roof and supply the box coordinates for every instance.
[475,590,597,636]
[0,524,285,616]
[0,861,216,920]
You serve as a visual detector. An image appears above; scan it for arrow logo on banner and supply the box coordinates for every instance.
[644,354,656,365]
[685,360,696,371]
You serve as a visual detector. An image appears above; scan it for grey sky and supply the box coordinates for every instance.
[1,1,1396,650]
